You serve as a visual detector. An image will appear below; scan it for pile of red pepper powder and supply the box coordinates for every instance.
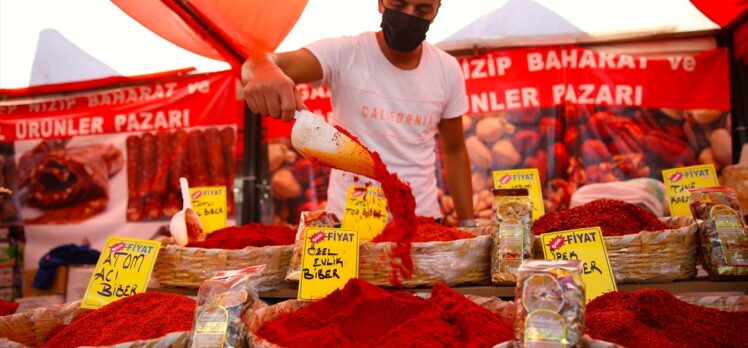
[586,289,748,347]
[186,223,296,249]
[257,278,514,347]
[42,293,196,348]
[334,126,474,284]
[532,199,670,236]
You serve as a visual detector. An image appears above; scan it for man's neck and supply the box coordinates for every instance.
[375,31,422,70]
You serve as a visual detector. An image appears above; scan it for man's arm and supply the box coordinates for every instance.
[438,116,475,225]
[241,49,323,122]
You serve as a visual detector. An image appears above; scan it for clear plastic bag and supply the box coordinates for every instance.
[491,188,532,285]
[191,265,266,348]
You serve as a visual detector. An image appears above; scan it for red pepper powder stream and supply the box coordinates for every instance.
[187,223,296,249]
[586,289,748,348]
[257,278,514,347]
[42,293,196,348]
[533,199,670,236]
[333,126,473,284]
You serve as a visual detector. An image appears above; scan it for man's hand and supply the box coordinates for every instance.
[243,64,305,122]
[241,49,323,122]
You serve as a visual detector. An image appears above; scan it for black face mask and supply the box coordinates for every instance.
[380,8,431,52]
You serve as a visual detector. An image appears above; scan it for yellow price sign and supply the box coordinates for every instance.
[81,236,161,309]
[298,227,359,301]
[189,186,228,234]
[493,168,545,220]
[540,227,616,302]
[662,164,719,217]
[341,186,388,241]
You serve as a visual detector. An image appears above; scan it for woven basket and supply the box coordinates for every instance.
[152,238,294,291]
[0,301,191,348]
[533,216,697,284]
[677,294,748,312]
[0,301,84,347]
[286,226,491,288]
[358,235,491,287]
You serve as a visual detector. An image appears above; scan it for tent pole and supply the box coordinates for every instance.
[241,105,256,224]
[722,27,748,163]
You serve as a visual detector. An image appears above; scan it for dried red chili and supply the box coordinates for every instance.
[257,279,514,347]
[532,199,669,236]
[186,223,296,249]
[586,289,748,348]
[42,292,195,348]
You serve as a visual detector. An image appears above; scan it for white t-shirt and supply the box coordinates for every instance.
[305,31,468,219]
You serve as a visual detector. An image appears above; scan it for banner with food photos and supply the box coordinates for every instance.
[264,46,732,226]
[0,70,242,268]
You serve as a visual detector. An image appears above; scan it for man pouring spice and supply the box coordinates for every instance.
[242,0,475,227]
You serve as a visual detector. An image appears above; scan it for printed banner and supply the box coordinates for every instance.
[0,71,242,270]
[266,46,732,227]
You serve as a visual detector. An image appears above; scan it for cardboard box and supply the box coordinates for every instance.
[23,267,68,297]
[66,265,94,303]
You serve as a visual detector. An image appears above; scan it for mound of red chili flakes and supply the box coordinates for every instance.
[586,289,748,348]
[373,216,476,243]
[257,279,514,347]
[532,199,670,236]
[187,223,296,249]
[42,292,195,348]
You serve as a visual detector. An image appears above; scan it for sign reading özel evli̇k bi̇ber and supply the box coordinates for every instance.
[493,168,545,220]
[341,186,388,242]
[662,164,719,217]
[298,227,359,301]
[189,186,228,234]
[540,227,616,302]
[81,236,161,309]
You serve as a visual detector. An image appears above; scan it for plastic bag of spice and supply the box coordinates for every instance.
[515,260,585,348]
[688,186,748,280]
[491,188,533,285]
[285,210,338,282]
[191,265,267,348]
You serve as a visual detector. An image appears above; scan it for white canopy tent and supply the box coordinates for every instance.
[435,0,719,52]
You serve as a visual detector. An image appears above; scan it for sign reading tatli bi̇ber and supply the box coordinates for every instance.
[298,227,358,301]
[662,164,719,217]
[493,168,545,220]
[540,227,616,302]
[81,236,161,309]
[342,186,388,242]
[189,186,228,234]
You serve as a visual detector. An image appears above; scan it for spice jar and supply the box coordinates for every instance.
[515,260,585,348]
[491,188,533,285]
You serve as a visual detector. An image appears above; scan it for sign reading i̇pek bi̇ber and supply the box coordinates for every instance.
[540,227,616,302]
[81,236,161,309]
[298,227,358,301]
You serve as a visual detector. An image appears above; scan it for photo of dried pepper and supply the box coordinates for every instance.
[125,127,236,222]
[437,105,732,226]
[17,140,124,224]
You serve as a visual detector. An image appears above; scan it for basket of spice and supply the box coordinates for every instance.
[586,288,748,347]
[248,278,516,347]
[532,199,698,283]
[285,130,492,287]
[0,293,196,348]
[152,223,296,291]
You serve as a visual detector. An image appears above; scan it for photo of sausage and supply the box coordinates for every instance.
[125,127,237,222]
